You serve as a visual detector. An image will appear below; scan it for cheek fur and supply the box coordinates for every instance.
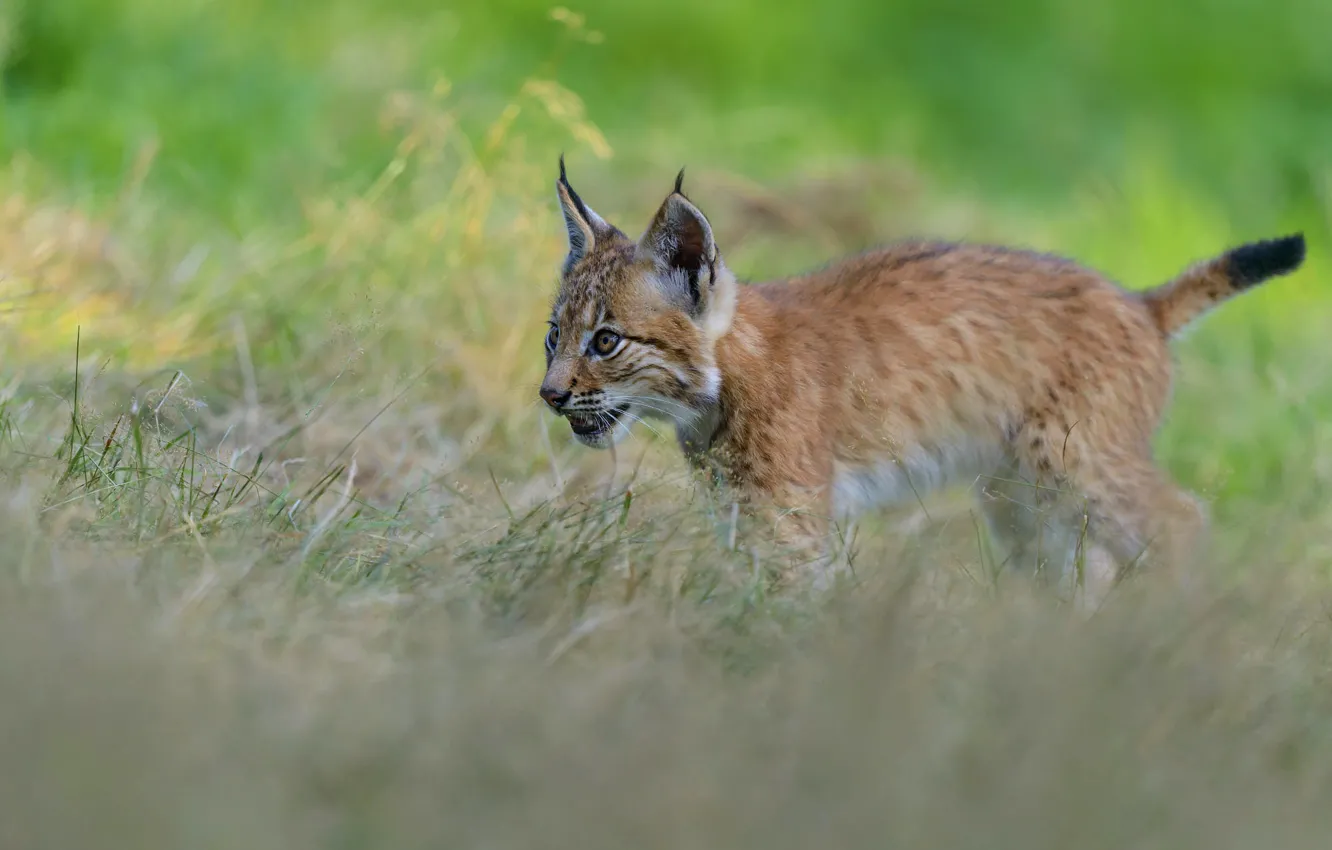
[603,355,697,400]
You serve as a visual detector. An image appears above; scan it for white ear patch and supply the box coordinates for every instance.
[702,260,738,341]
[701,364,722,402]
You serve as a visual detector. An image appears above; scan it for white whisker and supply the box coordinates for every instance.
[623,403,686,421]
[609,395,697,421]
[617,410,666,441]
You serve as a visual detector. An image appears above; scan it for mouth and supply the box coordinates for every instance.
[565,405,629,440]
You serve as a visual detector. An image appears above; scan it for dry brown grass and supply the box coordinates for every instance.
[3,499,1332,849]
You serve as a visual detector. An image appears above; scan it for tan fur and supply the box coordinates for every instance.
[540,162,1305,605]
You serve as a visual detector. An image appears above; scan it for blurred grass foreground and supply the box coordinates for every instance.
[2,0,1332,846]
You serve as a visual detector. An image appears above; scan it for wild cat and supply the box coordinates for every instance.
[538,158,1305,604]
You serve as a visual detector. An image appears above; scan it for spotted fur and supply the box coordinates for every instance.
[539,160,1305,604]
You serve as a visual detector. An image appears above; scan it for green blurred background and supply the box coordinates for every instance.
[4,0,1329,219]
[1,0,1330,556]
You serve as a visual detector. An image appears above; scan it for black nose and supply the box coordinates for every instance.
[540,385,572,410]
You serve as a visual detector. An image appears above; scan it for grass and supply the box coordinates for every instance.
[8,425,1332,846]
[2,0,1332,844]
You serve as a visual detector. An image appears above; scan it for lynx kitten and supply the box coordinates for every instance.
[539,159,1304,603]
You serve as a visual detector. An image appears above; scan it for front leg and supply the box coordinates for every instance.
[687,435,840,592]
[736,486,840,592]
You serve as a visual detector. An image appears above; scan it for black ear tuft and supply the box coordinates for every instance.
[556,155,611,266]
[556,156,600,241]
[674,167,686,196]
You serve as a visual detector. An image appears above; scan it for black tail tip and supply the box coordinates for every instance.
[1228,233,1306,286]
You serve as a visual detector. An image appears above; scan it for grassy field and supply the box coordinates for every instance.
[2,0,1332,845]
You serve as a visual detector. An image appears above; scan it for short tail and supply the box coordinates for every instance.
[1142,233,1306,337]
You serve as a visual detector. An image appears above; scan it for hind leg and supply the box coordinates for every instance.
[1013,423,1207,600]
[1079,454,1207,590]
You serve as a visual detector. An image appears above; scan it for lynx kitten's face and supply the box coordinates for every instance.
[539,162,735,448]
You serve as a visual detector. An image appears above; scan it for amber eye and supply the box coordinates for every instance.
[591,329,621,356]
[545,325,559,352]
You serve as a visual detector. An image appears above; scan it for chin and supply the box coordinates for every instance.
[573,431,616,449]
[567,404,632,450]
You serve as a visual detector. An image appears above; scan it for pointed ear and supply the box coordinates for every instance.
[638,189,719,313]
[556,156,610,270]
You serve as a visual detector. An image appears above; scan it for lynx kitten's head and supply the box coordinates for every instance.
[539,160,737,448]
